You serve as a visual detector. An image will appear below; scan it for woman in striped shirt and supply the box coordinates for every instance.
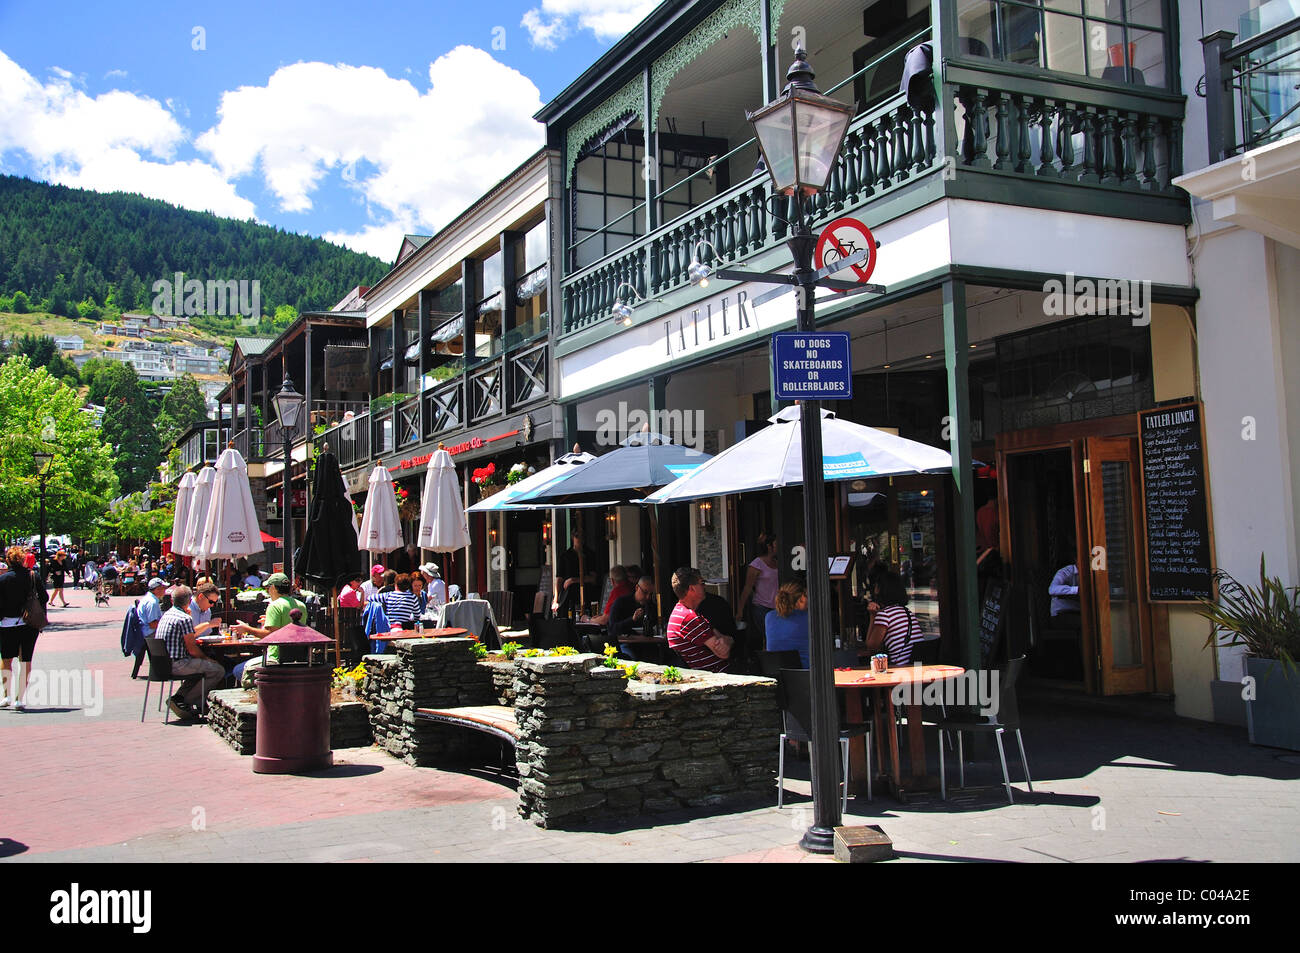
[376,573,420,629]
[865,570,923,666]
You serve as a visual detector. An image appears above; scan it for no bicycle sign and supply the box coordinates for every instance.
[814,217,878,288]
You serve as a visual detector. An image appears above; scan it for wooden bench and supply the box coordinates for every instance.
[414,705,520,746]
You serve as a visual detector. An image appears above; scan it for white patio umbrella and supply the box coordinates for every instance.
[181,466,216,559]
[199,447,264,562]
[169,471,197,556]
[416,448,470,551]
[356,463,403,558]
[644,405,953,504]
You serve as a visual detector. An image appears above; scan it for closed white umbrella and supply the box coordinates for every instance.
[170,471,197,556]
[644,405,953,504]
[200,447,264,561]
[357,463,403,556]
[417,448,470,551]
[182,466,216,559]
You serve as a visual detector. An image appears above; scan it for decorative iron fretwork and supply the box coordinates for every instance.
[565,76,645,183]
[649,0,763,132]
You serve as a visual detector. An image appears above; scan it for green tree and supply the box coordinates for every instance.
[157,374,208,447]
[15,333,56,369]
[11,290,29,313]
[0,357,118,538]
[100,362,161,494]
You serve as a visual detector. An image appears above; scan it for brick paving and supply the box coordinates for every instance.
[3,593,1298,864]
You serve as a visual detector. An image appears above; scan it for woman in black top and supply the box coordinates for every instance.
[1,545,49,709]
[48,551,69,607]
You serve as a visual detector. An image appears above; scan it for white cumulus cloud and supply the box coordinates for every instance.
[521,0,658,46]
[0,49,254,218]
[197,46,545,257]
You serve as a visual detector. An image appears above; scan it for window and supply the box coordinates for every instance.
[511,219,549,349]
[474,251,505,359]
[571,133,647,270]
[425,278,464,389]
[956,0,1166,87]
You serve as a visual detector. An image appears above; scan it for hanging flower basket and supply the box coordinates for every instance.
[477,484,505,500]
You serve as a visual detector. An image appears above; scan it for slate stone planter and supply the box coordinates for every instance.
[207,688,373,755]
[1246,657,1300,751]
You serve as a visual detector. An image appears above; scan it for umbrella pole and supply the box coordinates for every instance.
[650,506,663,624]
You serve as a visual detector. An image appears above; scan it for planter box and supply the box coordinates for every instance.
[207,688,373,755]
[1246,657,1300,751]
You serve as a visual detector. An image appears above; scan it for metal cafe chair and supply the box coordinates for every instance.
[777,668,871,811]
[938,655,1033,804]
[140,637,205,723]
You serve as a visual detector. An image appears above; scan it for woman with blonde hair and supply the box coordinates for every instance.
[0,545,49,709]
[764,580,810,667]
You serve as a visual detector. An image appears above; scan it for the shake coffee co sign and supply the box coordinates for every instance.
[560,279,799,398]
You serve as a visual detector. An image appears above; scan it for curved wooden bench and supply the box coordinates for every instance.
[414,705,520,746]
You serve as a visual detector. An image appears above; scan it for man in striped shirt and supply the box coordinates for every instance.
[666,567,732,673]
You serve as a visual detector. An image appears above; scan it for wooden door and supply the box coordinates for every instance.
[1083,436,1155,694]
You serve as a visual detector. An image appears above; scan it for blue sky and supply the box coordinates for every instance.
[0,0,657,260]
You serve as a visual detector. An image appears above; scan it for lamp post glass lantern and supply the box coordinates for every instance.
[749,49,852,854]
[747,49,853,198]
[274,377,306,584]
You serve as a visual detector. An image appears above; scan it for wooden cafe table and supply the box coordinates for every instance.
[835,664,965,801]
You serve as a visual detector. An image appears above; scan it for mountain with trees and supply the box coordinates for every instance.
[0,174,389,318]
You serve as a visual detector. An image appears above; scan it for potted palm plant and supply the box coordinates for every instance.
[1198,555,1300,750]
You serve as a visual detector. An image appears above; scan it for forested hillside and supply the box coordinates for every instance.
[0,175,389,318]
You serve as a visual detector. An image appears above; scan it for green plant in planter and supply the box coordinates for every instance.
[551,645,578,656]
[471,642,488,659]
[501,641,521,660]
[1198,555,1300,677]
[662,666,683,683]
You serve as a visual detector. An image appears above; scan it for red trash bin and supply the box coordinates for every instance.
[251,621,335,774]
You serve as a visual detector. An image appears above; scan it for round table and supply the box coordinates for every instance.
[834,664,965,801]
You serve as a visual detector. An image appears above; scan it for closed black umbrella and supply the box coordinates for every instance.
[297,450,363,590]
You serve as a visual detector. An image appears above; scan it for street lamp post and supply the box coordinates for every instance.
[273,377,306,586]
[34,450,52,577]
[742,50,863,853]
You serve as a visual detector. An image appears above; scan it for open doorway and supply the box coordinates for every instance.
[1006,448,1085,684]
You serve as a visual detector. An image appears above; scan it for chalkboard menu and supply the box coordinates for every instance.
[1138,401,1213,601]
[978,580,1004,664]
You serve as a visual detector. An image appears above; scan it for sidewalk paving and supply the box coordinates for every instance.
[3,594,1297,864]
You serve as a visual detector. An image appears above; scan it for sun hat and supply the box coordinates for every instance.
[419,562,441,578]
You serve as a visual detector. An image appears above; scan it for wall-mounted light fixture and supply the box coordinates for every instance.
[542,520,552,545]
[605,509,618,541]
[698,499,714,532]
[687,239,720,287]
[611,282,647,326]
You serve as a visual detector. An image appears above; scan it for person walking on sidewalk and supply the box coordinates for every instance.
[48,550,70,608]
[0,545,49,710]
[157,585,224,720]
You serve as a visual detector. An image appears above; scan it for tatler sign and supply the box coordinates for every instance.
[560,278,799,399]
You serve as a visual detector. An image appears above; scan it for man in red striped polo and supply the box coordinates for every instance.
[666,567,732,673]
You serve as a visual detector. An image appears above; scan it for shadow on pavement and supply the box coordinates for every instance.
[0,838,29,858]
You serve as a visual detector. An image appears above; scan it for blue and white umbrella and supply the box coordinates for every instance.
[465,451,599,512]
[644,405,951,504]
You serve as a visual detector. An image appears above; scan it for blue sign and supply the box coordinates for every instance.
[772,332,853,400]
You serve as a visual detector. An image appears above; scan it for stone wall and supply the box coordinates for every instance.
[512,655,779,829]
[206,688,372,754]
[361,638,498,766]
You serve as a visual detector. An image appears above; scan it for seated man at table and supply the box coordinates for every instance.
[375,573,419,630]
[231,573,304,663]
[418,563,447,612]
[610,577,659,659]
[189,582,221,635]
[666,567,732,673]
[158,586,225,720]
[580,565,633,627]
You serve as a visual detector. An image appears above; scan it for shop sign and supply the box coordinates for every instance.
[393,427,524,470]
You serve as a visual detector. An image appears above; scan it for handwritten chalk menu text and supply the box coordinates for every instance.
[1139,402,1213,601]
